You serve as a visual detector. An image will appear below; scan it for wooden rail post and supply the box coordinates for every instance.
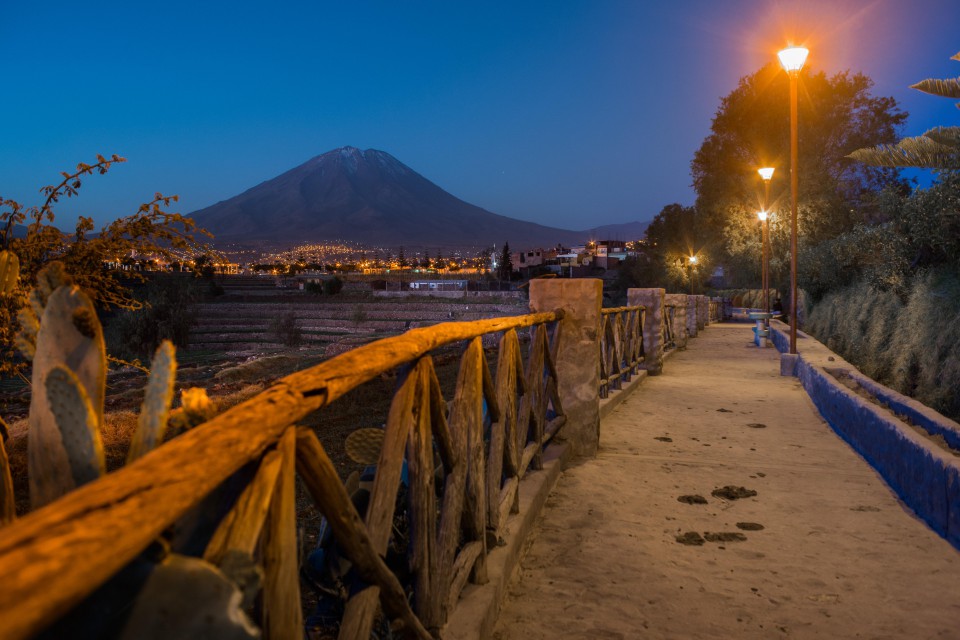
[529,279,601,457]
[664,294,688,350]
[629,288,665,375]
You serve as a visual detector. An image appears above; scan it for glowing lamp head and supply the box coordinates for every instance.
[758,167,775,181]
[757,210,768,221]
[778,46,809,73]
[689,256,698,265]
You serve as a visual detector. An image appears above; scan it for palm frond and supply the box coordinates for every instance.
[923,126,960,149]
[910,77,960,99]
[848,135,960,169]
[952,51,960,62]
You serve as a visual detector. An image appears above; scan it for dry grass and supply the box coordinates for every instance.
[806,268,960,421]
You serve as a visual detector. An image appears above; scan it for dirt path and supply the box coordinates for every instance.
[493,324,960,639]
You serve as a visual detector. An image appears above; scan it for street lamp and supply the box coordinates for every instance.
[757,167,775,321]
[778,45,808,355]
[756,210,770,320]
[688,255,698,294]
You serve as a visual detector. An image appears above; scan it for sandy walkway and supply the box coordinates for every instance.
[492,324,960,639]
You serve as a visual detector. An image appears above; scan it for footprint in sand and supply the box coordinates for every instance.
[676,531,705,546]
[655,436,673,442]
[712,486,757,500]
[704,532,747,542]
[736,522,765,531]
[747,423,767,429]
[677,495,708,505]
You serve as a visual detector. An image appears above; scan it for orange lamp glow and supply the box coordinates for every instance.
[758,167,775,181]
[778,46,809,73]
[757,210,768,221]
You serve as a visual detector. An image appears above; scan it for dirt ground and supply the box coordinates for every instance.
[493,324,960,639]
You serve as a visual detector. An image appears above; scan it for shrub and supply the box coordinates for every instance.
[103,275,199,361]
[323,276,344,296]
[270,310,302,347]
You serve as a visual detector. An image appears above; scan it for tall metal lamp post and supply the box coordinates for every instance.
[757,167,775,321]
[778,45,808,355]
[688,255,698,294]
[756,209,770,318]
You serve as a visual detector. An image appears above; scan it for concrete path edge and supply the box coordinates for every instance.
[768,320,960,549]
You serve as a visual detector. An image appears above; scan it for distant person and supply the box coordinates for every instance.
[773,297,784,321]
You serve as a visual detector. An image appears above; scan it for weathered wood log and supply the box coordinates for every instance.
[294,428,432,640]
[460,342,489,586]
[0,436,15,525]
[445,541,483,618]
[429,339,474,626]
[529,326,547,471]
[501,331,524,478]
[407,363,437,627]
[262,428,302,639]
[486,335,513,531]
[497,476,520,525]
[340,364,417,640]
[204,448,283,565]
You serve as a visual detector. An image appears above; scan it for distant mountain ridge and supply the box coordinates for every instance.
[188,147,648,248]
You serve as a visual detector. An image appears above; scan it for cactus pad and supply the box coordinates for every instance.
[44,365,105,488]
[0,250,19,295]
[127,341,177,463]
[344,428,385,465]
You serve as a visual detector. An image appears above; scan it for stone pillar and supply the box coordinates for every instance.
[529,279,602,457]
[628,288,665,375]
[664,293,688,349]
[697,295,707,330]
[686,295,698,338]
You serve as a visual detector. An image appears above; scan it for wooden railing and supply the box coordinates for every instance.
[709,299,723,323]
[663,304,677,350]
[598,305,645,398]
[0,312,566,640]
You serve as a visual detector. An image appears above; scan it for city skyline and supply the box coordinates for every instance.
[2,0,958,232]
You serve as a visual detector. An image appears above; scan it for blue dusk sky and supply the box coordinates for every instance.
[1,0,958,232]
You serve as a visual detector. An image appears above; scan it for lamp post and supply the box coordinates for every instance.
[688,255,698,294]
[756,210,769,318]
[757,167,775,322]
[778,45,808,355]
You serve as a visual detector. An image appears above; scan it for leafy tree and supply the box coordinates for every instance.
[397,245,408,269]
[850,50,960,169]
[691,64,907,287]
[434,249,445,270]
[619,204,711,292]
[497,242,512,280]
[420,249,431,269]
[0,155,210,374]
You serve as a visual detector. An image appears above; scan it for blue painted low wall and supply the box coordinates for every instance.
[769,321,960,550]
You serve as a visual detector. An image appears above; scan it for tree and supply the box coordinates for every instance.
[434,250,445,270]
[497,243,513,280]
[420,249,431,269]
[691,64,907,286]
[397,245,408,269]
[0,155,210,374]
[619,204,711,292]
[850,50,960,170]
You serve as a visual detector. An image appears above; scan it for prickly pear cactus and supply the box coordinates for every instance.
[168,387,216,435]
[44,365,106,486]
[0,250,18,295]
[28,284,107,508]
[127,341,177,463]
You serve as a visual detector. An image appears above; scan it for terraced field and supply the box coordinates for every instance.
[188,276,528,356]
